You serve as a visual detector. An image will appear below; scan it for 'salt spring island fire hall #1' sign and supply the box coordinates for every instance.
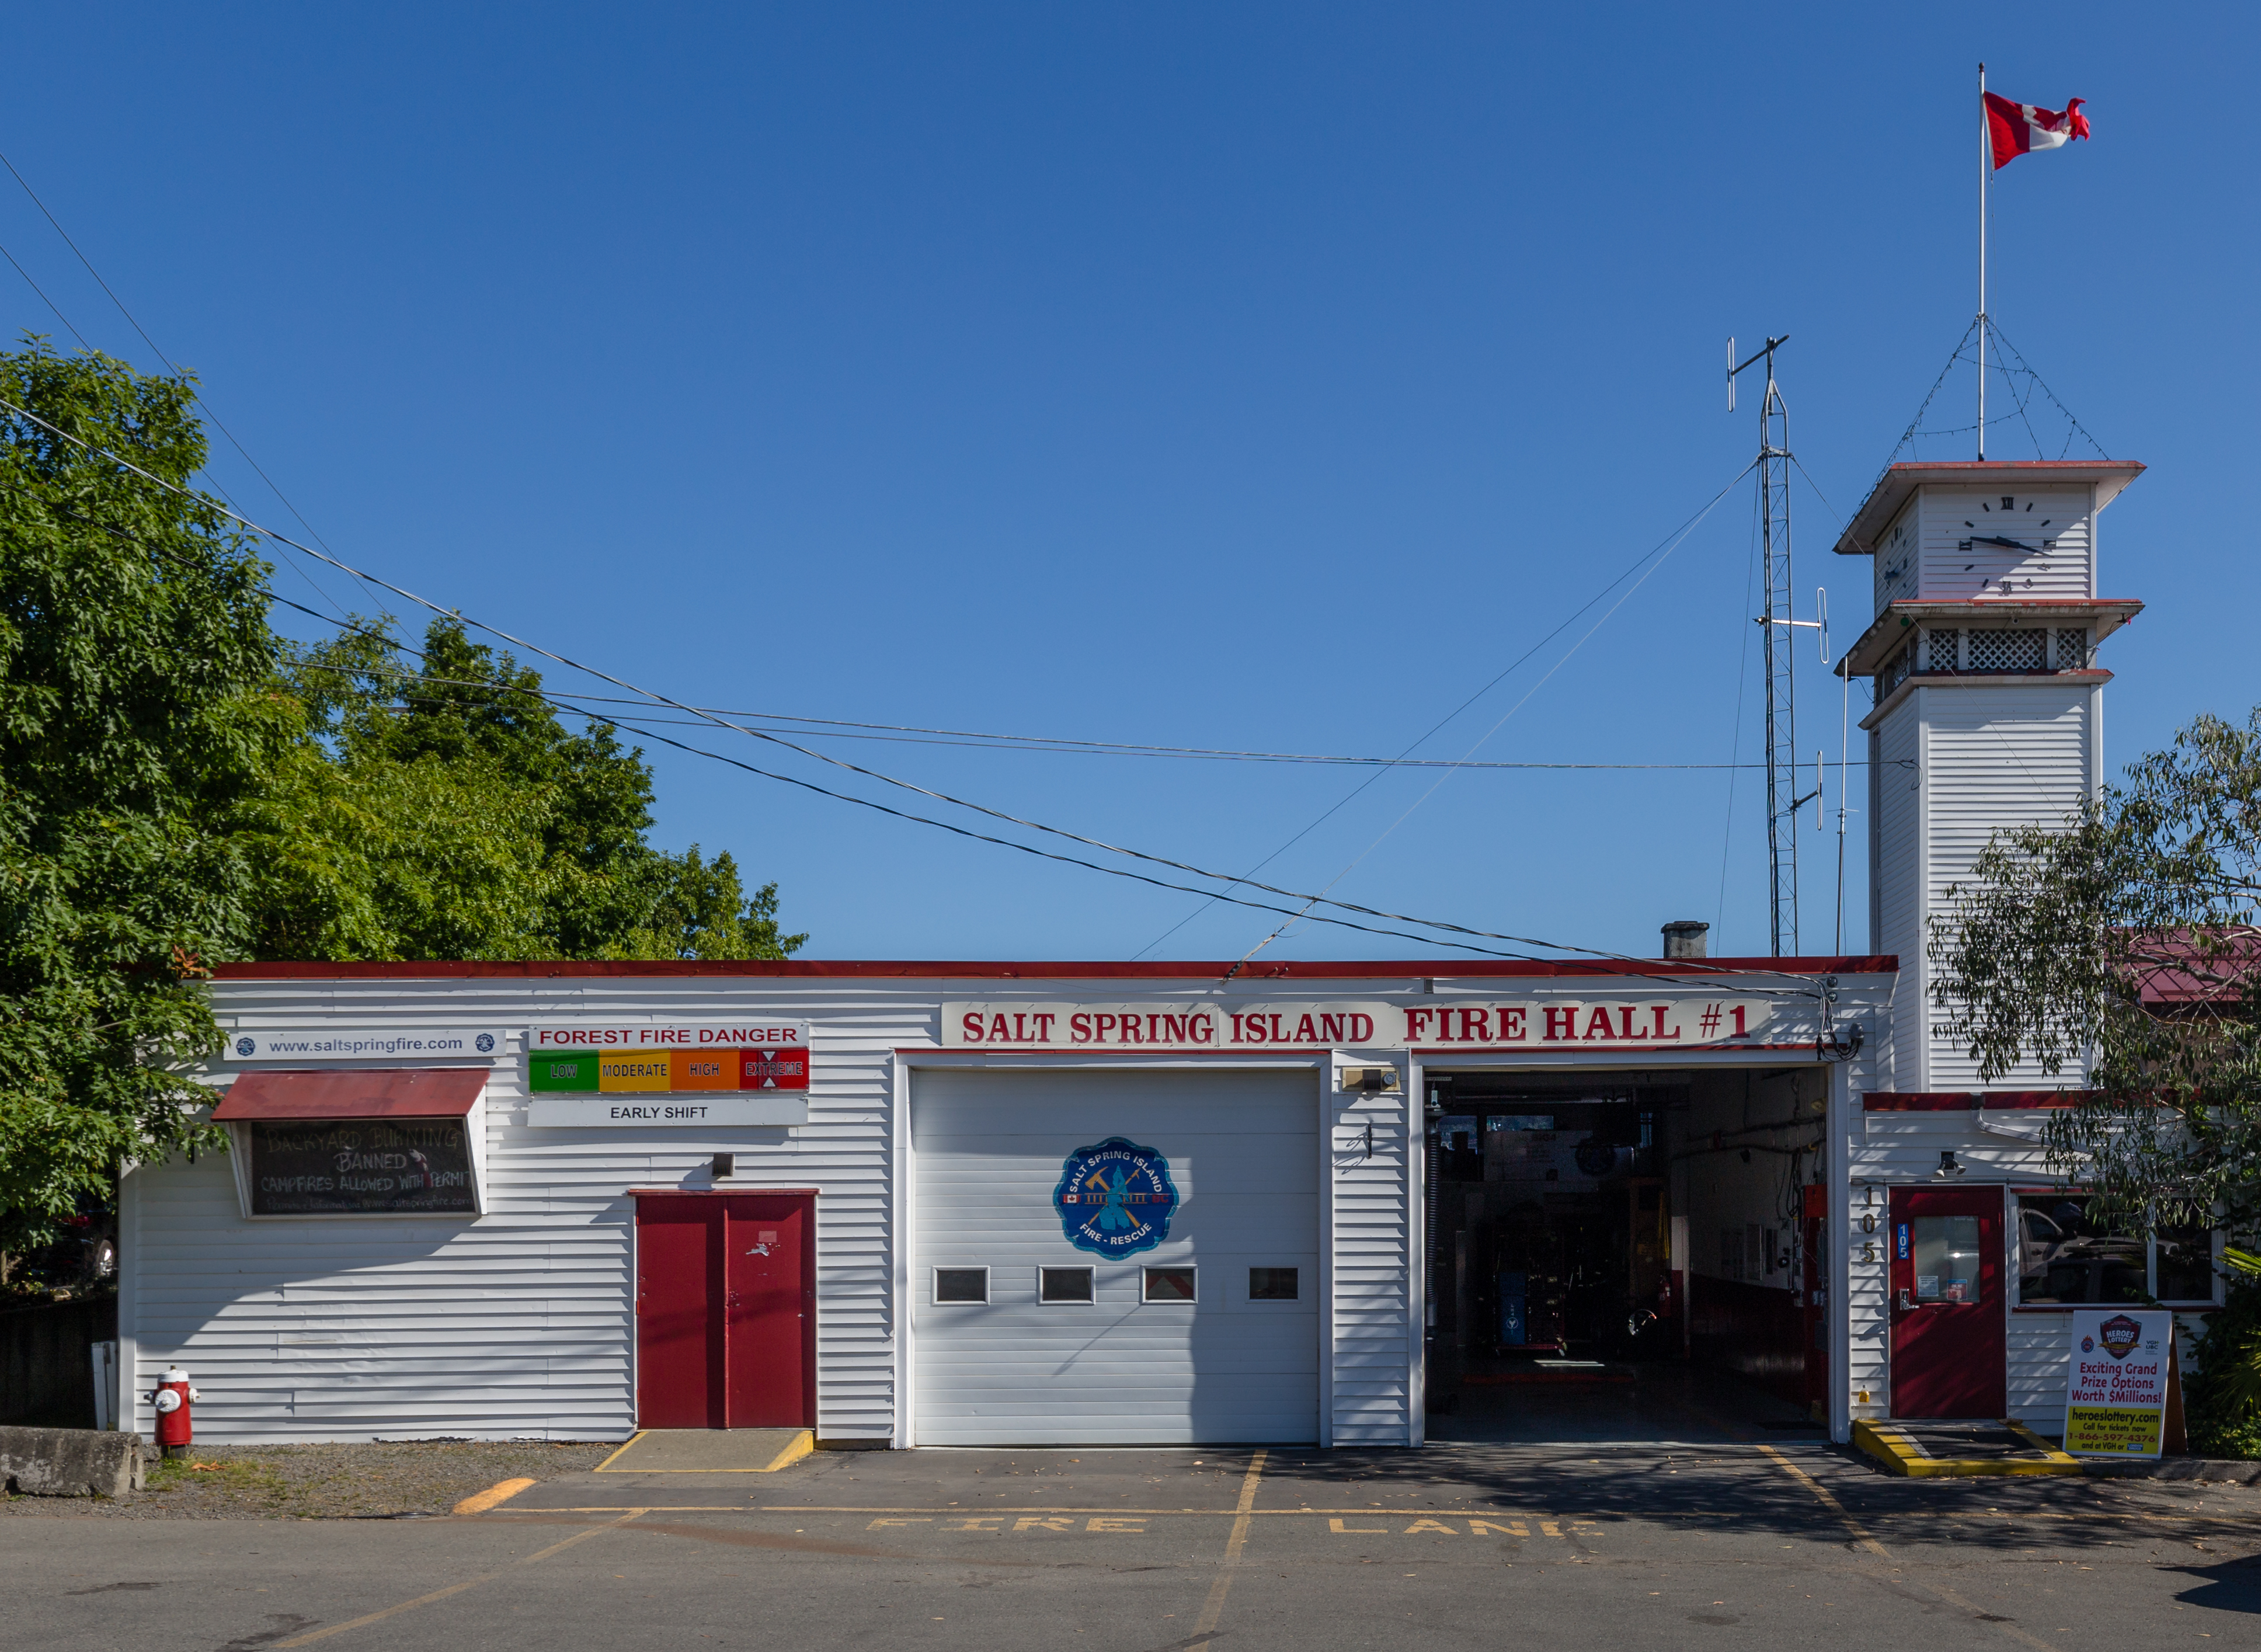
[943,996,1779,1050]
[526,1022,811,1126]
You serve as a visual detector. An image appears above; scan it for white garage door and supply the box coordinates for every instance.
[912,1068,1320,1446]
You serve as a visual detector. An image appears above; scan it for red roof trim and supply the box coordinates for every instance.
[1862,1090,2087,1112]
[211,1067,488,1121]
[210,955,1897,982]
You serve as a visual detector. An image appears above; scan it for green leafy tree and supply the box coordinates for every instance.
[259,616,806,962]
[1929,709,2261,1234]
[0,342,803,1267]
[0,342,280,1257]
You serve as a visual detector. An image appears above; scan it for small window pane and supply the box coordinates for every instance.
[2016,1197,2145,1303]
[1249,1267,1299,1301]
[1143,1266,1196,1303]
[1039,1266,1094,1304]
[934,1267,987,1304]
[1911,1215,1981,1302]
[2155,1228,2218,1303]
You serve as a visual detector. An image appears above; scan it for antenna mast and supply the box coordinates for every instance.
[1728,335,1814,955]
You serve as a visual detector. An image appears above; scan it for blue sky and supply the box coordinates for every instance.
[4,5,2251,963]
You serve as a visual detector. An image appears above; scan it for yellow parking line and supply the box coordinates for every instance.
[273,1511,646,1647]
[592,1433,646,1472]
[451,1477,536,1516]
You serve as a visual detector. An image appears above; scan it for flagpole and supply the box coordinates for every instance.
[1977,61,1987,461]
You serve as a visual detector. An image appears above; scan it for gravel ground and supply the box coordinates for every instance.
[2,1439,615,1519]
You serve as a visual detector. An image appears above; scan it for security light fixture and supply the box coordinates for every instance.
[1342,1066,1400,1093]
[1935,1150,1967,1179]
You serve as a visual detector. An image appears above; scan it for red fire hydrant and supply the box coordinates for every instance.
[152,1366,200,1459]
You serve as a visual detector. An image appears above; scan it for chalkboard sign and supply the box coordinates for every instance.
[247,1119,478,1215]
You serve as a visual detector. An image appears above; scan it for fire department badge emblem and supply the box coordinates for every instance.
[2097,1314,2143,1360]
[1053,1138,1179,1257]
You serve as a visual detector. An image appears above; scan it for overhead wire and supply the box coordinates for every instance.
[0,146,369,625]
[283,656,1889,770]
[1133,460,1756,958]
[22,419,1843,991]
[1231,461,1748,968]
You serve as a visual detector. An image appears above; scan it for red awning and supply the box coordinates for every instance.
[211,1067,488,1121]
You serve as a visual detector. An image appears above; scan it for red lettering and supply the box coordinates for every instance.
[1094,1014,1119,1042]
[1070,1013,1093,1044]
[1149,1014,1164,1043]
[1188,1015,1214,1044]
[1010,1013,1028,1042]
[1293,1014,1319,1043]
[1618,1007,1636,1040]
[1349,1013,1373,1043]
[1405,1008,1435,1041]
[1543,1006,1578,1041]
[1649,1006,1674,1040]
[1161,1015,1187,1043]
[1731,1005,1748,1037]
[1269,1014,1288,1043]
[1320,1013,1345,1042]
[1230,1014,1248,1043]
[1033,1013,1056,1042]
[1459,1008,1491,1042]
[1119,1016,1144,1045]
[1501,1007,1526,1042]
[961,1012,986,1043]
[1583,1007,1615,1040]
[988,1014,1013,1042]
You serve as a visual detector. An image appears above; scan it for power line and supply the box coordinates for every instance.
[14,396,1844,990]
[0,147,368,625]
[1135,461,1757,958]
[285,656,1891,771]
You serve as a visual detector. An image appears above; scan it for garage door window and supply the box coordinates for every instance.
[1143,1266,1197,1303]
[1039,1267,1095,1304]
[1249,1267,1299,1301]
[934,1267,989,1304]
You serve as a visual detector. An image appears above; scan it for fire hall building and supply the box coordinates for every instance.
[113,458,2223,1449]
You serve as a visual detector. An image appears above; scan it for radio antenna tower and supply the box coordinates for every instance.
[1728,335,1819,955]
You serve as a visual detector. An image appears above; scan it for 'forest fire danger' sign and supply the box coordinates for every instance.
[944,997,1776,1050]
[2062,1308,2173,1458]
[523,1022,812,1127]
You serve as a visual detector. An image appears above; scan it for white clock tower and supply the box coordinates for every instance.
[1833,460,2144,1090]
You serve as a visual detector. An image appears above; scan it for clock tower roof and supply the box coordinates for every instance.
[1831,459,2144,557]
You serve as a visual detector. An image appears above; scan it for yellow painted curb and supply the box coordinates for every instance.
[592,1432,646,1472]
[1853,1419,2082,1479]
[452,1476,537,1515]
[762,1430,816,1473]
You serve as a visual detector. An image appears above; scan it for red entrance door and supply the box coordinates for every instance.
[634,1193,815,1428]
[1888,1185,2005,1419]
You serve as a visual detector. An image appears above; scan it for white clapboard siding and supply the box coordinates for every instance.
[1871,701,1924,1089]
[910,1067,1321,1446]
[1922,683,2096,1088]
[1916,489,2093,600]
[1874,501,1919,612]
[1330,1083,1411,1444]
[127,977,928,1444]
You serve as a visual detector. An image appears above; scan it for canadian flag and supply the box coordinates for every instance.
[1984,91,2089,169]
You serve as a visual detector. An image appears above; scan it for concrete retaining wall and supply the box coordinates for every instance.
[0,1424,145,1497]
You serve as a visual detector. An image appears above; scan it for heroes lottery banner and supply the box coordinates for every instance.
[2063,1307,2174,1458]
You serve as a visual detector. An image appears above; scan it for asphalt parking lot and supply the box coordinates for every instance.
[8,1435,2259,1652]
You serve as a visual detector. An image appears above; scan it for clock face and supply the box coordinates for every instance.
[1958,494,2060,558]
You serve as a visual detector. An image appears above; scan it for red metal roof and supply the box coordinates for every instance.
[1863,1090,2086,1111]
[1831,459,2145,558]
[211,1067,489,1120]
[210,955,1896,982]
